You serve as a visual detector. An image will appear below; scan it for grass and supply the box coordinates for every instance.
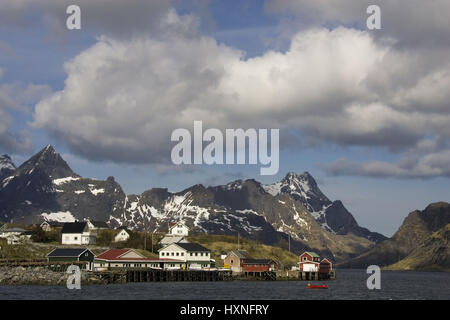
[187,234,299,269]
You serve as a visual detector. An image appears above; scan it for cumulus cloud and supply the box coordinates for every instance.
[31,12,450,175]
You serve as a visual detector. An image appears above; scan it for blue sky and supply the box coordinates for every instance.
[1,0,450,237]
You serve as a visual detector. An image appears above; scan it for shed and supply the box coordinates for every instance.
[47,248,95,269]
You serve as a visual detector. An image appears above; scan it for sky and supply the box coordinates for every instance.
[1,0,450,237]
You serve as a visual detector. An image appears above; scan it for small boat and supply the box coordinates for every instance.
[307,283,328,289]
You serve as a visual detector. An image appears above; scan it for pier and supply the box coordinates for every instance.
[125,269,233,283]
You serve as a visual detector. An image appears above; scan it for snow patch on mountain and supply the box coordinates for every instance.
[41,211,76,222]
[53,176,80,185]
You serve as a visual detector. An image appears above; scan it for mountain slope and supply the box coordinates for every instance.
[262,172,386,242]
[385,224,450,272]
[338,202,450,268]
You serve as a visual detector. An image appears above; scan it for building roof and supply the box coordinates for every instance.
[174,242,210,252]
[95,248,182,262]
[90,221,109,228]
[243,259,275,265]
[45,221,64,227]
[160,235,186,244]
[168,221,187,229]
[47,248,91,257]
[158,242,209,252]
[229,250,250,259]
[61,222,88,234]
[302,251,320,258]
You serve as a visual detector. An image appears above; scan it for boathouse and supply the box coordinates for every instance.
[47,248,95,270]
[319,258,332,273]
[241,259,278,273]
[298,251,333,274]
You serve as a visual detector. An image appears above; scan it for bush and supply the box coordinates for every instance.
[30,226,60,243]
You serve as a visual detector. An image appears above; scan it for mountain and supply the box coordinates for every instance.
[262,172,386,242]
[0,154,16,181]
[0,145,126,223]
[338,202,450,268]
[0,145,386,262]
[385,223,450,272]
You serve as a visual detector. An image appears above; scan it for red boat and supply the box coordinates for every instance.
[307,283,328,289]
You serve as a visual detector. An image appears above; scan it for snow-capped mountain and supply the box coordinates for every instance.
[263,172,386,243]
[0,145,126,224]
[0,154,16,181]
[0,145,386,262]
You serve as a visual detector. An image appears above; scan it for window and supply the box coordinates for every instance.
[171,252,174,256]
[176,252,179,256]
[181,252,184,256]
[74,237,78,240]
[195,253,198,256]
[190,253,193,256]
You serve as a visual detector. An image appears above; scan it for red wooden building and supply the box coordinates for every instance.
[241,259,278,273]
[298,251,333,273]
[319,258,332,273]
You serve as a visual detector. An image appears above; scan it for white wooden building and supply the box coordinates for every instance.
[159,242,213,269]
[0,228,32,245]
[61,222,96,245]
[114,229,130,242]
[93,248,183,271]
[168,221,189,236]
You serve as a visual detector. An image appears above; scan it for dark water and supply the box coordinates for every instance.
[0,269,449,300]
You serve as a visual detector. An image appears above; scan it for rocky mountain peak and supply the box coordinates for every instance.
[0,154,16,171]
[0,154,16,181]
[15,145,77,179]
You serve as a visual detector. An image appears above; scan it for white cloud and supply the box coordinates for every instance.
[28,7,450,178]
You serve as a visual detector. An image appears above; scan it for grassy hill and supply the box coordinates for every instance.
[187,234,300,269]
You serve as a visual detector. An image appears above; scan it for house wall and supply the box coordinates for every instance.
[62,232,96,245]
[300,263,319,272]
[224,254,242,272]
[242,262,277,272]
[92,260,182,271]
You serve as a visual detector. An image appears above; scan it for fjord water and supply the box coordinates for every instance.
[0,269,449,300]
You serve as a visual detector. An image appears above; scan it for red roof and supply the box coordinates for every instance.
[96,249,128,260]
[168,222,177,227]
[95,249,182,262]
